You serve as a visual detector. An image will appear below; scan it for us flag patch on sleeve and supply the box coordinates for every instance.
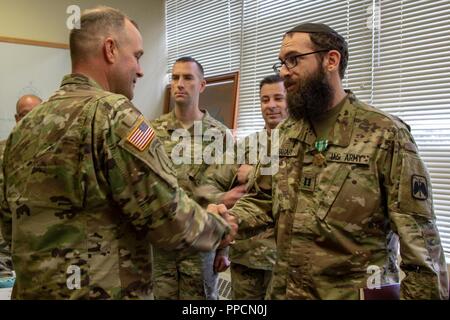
[127,116,155,151]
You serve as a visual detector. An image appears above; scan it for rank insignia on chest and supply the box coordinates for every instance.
[300,172,316,192]
[127,116,156,151]
[411,175,428,200]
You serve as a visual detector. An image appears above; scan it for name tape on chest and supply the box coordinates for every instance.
[327,152,371,165]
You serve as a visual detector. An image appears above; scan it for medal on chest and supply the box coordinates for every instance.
[312,139,328,167]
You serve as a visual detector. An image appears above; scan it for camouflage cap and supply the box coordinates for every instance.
[286,22,337,34]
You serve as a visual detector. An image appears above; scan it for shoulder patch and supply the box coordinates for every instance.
[411,175,428,200]
[127,116,156,151]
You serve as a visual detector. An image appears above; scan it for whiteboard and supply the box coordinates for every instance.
[0,41,70,139]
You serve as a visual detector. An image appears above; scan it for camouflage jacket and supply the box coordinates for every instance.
[151,110,231,260]
[0,139,13,278]
[201,130,277,270]
[0,74,230,299]
[150,109,230,199]
[231,92,449,300]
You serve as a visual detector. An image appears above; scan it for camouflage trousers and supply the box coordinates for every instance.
[230,263,272,300]
[152,248,218,300]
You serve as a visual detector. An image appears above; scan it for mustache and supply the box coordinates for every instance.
[284,78,296,88]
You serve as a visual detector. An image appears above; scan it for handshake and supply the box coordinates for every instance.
[207,203,238,249]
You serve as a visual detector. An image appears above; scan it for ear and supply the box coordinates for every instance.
[104,37,117,64]
[324,50,341,74]
[199,79,207,93]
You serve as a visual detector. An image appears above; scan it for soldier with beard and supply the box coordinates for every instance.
[229,22,448,299]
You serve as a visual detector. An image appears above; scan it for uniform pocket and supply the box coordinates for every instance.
[316,166,351,220]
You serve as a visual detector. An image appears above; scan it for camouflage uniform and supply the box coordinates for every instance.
[0,139,13,280]
[0,74,230,300]
[201,130,277,299]
[150,110,230,300]
[231,91,449,300]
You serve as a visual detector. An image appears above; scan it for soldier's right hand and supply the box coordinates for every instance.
[215,204,238,249]
[220,185,247,209]
[237,164,253,184]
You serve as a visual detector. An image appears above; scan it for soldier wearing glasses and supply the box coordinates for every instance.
[229,22,448,299]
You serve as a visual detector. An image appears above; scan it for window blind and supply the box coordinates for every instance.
[165,0,242,76]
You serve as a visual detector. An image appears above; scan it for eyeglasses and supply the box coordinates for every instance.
[272,50,330,74]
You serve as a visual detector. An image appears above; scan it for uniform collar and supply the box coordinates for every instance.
[165,109,217,134]
[60,74,104,91]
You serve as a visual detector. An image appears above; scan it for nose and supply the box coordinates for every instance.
[177,78,185,88]
[137,65,144,78]
[279,64,290,78]
[267,99,278,111]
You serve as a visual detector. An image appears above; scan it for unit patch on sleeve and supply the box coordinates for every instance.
[411,175,428,200]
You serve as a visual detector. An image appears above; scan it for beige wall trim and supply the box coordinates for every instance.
[0,36,68,49]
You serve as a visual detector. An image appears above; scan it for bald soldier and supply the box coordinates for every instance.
[15,95,42,122]
[230,23,448,299]
[0,6,237,300]
[0,94,42,288]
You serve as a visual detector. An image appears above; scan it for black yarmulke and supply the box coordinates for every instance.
[287,22,337,34]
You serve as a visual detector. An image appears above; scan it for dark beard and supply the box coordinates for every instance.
[286,68,334,121]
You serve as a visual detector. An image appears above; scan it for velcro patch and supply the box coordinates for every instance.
[327,152,371,165]
[127,116,155,151]
[300,172,316,192]
[411,175,428,200]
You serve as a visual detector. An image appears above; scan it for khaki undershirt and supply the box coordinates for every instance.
[311,95,347,140]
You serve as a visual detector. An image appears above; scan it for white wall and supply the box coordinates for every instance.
[0,0,167,121]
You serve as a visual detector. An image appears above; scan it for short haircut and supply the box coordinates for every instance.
[259,74,283,92]
[70,6,138,63]
[174,57,205,78]
[286,22,349,79]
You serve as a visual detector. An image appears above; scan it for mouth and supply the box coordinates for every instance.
[284,80,296,92]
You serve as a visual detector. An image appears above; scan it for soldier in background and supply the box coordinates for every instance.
[200,74,288,299]
[15,95,42,122]
[230,75,287,299]
[151,57,245,300]
[0,6,236,300]
[0,94,42,288]
[230,22,449,299]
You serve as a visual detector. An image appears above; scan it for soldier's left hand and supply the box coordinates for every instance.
[214,252,231,273]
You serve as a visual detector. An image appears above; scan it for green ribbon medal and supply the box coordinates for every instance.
[313,139,328,167]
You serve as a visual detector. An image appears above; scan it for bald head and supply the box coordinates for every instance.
[15,95,42,122]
